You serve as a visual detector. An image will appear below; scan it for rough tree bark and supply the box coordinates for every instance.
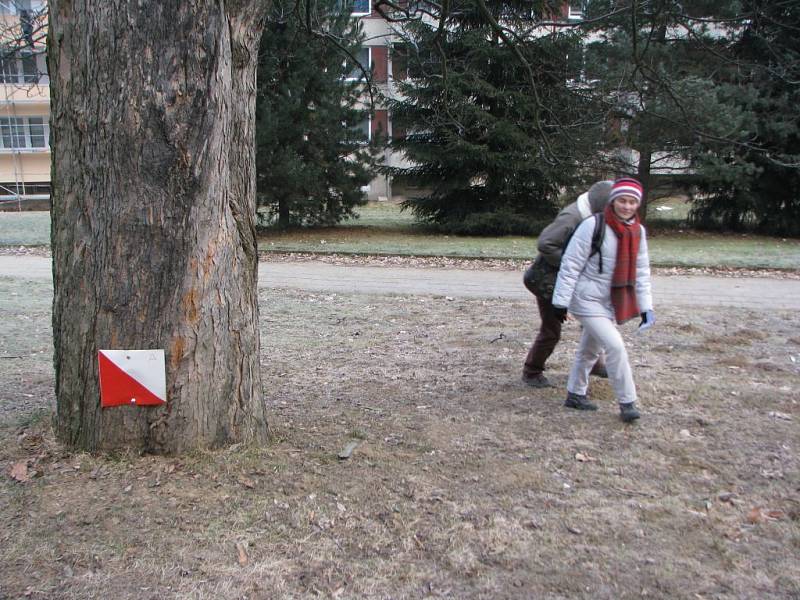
[48,0,269,453]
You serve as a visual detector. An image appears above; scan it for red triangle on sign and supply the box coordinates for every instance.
[98,352,166,407]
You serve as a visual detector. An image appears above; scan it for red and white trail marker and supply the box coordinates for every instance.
[98,349,166,408]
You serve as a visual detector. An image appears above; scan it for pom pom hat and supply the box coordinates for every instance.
[609,178,643,204]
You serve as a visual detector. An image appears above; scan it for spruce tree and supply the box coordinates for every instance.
[576,0,743,219]
[576,0,799,231]
[688,1,800,235]
[256,0,376,227]
[386,2,591,235]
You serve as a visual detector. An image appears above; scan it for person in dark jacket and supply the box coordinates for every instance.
[522,180,613,388]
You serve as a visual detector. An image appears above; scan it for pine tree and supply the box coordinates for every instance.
[255,0,376,228]
[386,1,592,235]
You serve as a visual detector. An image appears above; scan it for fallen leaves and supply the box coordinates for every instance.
[767,411,793,421]
[238,476,256,489]
[337,440,361,460]
[574,452,597,463]
[235,541,249,566]
[746,507,784,524]
[9,461,30,483]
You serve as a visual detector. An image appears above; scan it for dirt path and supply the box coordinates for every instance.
[2,260,799,598]
[2,255,800,309]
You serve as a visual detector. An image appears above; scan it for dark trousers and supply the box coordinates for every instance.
[523,294,562,377]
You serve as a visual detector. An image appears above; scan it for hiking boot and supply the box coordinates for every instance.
[590,363,608,378]
[564,392,597,411]
[522,373,553,388]
[619,402,641,423]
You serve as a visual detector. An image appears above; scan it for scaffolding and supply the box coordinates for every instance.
[0,0,50,211]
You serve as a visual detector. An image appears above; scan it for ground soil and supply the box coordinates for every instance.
[1,276,799,599]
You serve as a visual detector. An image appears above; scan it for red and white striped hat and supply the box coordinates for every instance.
[609,178,643,203]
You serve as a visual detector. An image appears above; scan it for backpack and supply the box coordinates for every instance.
[523,213,606,300]
[564,212,606,273]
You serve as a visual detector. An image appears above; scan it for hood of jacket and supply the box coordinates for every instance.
[587,180,613,213]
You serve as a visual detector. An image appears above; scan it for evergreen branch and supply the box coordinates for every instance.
[538,6,634,29]
[282,0,377,110]
[595,80,797,169]
[630,0,638,63]
[762,153,800,168]
[610,2,800,169]
[374,0,444,23]
[473,0,559,164]
[315,30,377,110]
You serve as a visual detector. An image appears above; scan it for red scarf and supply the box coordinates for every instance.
[604,204,641,323]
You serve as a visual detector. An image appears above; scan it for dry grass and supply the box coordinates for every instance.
[1,282,799,599]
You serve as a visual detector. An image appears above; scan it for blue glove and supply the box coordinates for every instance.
[638,310,655,332]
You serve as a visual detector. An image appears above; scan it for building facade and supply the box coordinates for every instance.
[0,0,49,210]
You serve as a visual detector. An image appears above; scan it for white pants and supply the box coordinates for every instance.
[567,315,636,405]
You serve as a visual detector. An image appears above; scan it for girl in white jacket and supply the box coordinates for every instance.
[551,178,655,422]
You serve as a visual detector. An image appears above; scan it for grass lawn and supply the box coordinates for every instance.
[260,202,800,270]
[3,206,799,270]
[0,211,51,246]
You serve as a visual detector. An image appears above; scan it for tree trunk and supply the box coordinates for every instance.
[278,197,290,228]
[48,1,269,453]
[636,146,652,223]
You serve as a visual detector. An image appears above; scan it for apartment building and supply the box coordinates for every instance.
[349,0,395,201]
[0,0,49,210]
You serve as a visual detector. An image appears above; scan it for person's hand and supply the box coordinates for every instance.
[638,310,655,332]
[553,306,568,323]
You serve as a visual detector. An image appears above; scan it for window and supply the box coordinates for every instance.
[0,0,45,15]
[334,0,370,16]
[0,49,40,83]
[342,117,371,143]
[0,117,49,150]
[567,1,584,21]
[391,44,409,81]
[351,0,370,16]
[391,44,434,81]
[355,118,371,142]
[344,47,370,81]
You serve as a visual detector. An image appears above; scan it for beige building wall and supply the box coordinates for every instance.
[1,5,51,204]
[0,151,49,187]
[0,81,51,201]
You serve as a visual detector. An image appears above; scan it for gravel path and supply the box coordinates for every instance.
[2,254,800,310]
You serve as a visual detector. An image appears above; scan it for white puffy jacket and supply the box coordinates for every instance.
[552,215,653,321]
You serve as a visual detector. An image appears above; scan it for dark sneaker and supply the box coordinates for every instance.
[590,364,609,378]
[564,391,597,411]
[619,402,641,422]
[522,373,553,388]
